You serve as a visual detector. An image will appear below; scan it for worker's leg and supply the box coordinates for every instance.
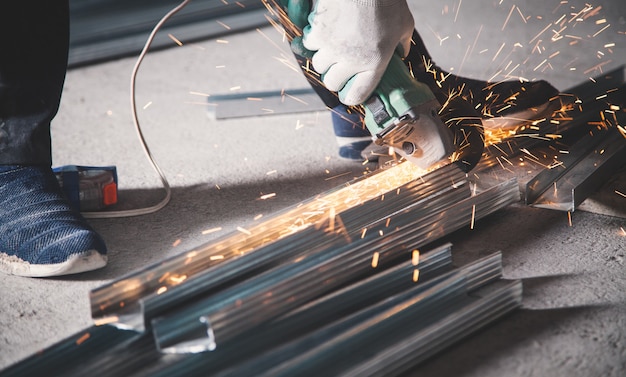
[0,0,107,277]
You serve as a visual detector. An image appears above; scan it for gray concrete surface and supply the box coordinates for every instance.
[1,0,625,375]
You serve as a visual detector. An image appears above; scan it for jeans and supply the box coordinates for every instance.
[0,0,69,166]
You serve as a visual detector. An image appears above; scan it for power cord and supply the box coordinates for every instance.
[82,0,191,218]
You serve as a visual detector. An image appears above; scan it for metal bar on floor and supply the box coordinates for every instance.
[526,127,626,211]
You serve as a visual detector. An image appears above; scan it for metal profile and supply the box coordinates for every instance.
[340,280,523,377]
[526,127,626,211]
[478,67,625,169]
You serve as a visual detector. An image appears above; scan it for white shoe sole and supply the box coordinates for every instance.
[0,250,107,277]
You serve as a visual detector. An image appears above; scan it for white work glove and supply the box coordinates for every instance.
[302,0,415,106]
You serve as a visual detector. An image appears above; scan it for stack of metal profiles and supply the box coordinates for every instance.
[2,159,522,376]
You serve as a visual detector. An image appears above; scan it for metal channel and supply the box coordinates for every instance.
[478,66,625,169]
[526,127,626,211]
[343,280,523,377]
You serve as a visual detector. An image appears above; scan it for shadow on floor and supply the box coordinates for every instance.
[57,167,366,282]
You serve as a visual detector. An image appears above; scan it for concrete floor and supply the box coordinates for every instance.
[1,0,625,375]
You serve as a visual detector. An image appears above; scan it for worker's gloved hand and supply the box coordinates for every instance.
[302,0,414,106]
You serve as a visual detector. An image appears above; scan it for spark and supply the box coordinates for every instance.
[216,39,229,44]
[237,226,252,236]
[168,274,188,285]
[256,27,290,53]
[143,101,152,110]
[567,211,573,227]
[283,92,310,105]
[371,252,380,268]
[210,255,225,261]
[202,227,222,235]
[413,269,420,282]
[266,170,277,175]
[616,190,626,198]
[470,204,476,229]
[327,207,336,232]
[454,0,462,23]
[156,286,168,295]
[172,239,182,247]
[158,272,170,283]
[549,51,560,59]
[502,5,515,31]
[621,227,626,236]
[592,24,611,38]
[492,43,506,62]
[530,23,552,44]
[412,249,420,266]
[361,228,367,239]
[259,193,277,200]
[254,214,263,221]
[324,171,352,181]
[216,20,231,30]
[94,316,119,326]
[520,148,540,161]
[76,332,90,346]
[168,33,183,46]
[516,6,527,23]
[501,156,514,166]
[189,91,210,97]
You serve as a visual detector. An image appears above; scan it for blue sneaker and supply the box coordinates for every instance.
[0,166,107,277]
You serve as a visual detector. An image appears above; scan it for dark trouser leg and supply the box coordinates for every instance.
[0,0,69,166]
[0,1,107,278]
